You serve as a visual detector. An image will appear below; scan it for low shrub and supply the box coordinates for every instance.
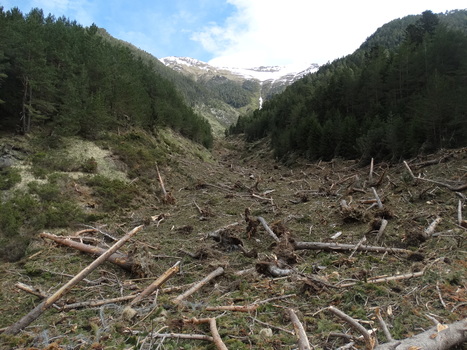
[0,167,21,190]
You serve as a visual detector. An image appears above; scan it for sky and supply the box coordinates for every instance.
[2,0,467,68]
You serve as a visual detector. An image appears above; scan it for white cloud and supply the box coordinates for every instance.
[193,0,467,68]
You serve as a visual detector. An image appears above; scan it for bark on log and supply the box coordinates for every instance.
[3,225,143,335]
[40,232,134,271]
[293,241,410,254]
[374,317,467,350]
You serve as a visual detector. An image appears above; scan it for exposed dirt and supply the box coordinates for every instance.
[0,134,466,350]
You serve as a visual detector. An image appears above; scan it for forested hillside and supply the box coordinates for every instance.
[229,10,467,162]
[0,7,213,148]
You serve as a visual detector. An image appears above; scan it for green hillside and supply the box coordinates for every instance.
[229,10,467,163]
[0,7,213,148]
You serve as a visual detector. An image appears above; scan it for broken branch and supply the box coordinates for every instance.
[288,308,312,350]
[172,267,224,305]
[205,304,259,312]
[257,216,281,242]
[293,240,410,254]
[130,261,180,307]
[184,317,228,350]
[328,306,376,350]
[337,270,425,288]
[403,161,467,191]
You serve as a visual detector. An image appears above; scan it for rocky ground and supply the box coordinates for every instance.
[0,132,466,349]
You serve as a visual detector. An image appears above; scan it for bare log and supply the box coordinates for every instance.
[130,261,180,306]
[156,162,175,204]
[257,216,281,242]
[375,219,388,243]
[458,200,467,228]
[126,329,213,342]
[371,187,383,209]
[288,308,312,350]
[349,236,367,259]
[375,317,467,350]
[256,261,294,277]
[205,222,241,240]
[369,158,374,183]
[63,294,137,310]
[423,217,442,239]
[375,308,394,342]
[205,304,259,312]
[328,306,376,350]
[293,241,410,254]
[337,270,425,288]
[403,161,467,191]
[172,267,224,305]
[3,225,143,335]
[40,232,134,271]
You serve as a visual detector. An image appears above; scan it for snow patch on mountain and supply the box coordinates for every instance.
[160,56,319,83]
[223,63,318,82]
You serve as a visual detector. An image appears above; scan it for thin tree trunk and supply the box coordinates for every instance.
[3,225,143,335]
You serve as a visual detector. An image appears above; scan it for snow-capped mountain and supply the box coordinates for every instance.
[158,56,319,133]
[160,56,318,84]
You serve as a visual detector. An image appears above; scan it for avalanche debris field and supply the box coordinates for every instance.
[0,133,466,349]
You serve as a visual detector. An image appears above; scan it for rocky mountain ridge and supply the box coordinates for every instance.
[160,56,319,83]
[159,56,319,115]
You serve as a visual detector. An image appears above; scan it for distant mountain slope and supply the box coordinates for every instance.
[229,10,467,162]
[160,56,319,113]
[97,29,320,135]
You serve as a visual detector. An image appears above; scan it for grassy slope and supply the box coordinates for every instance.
[0,131,466,349]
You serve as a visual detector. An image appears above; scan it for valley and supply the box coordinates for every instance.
[0,131,465,349]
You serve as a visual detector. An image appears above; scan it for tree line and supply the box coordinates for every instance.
[0,7,213,148]
[228,11,467,162]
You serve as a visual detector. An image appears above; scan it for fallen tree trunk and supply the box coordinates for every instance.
[292,241,410,254]
[40,232,134,271]
[375,317,467,350]
[129,261,180,307]
[172,267,224,305]
[3,225,144,335]
[403,161,467,192]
